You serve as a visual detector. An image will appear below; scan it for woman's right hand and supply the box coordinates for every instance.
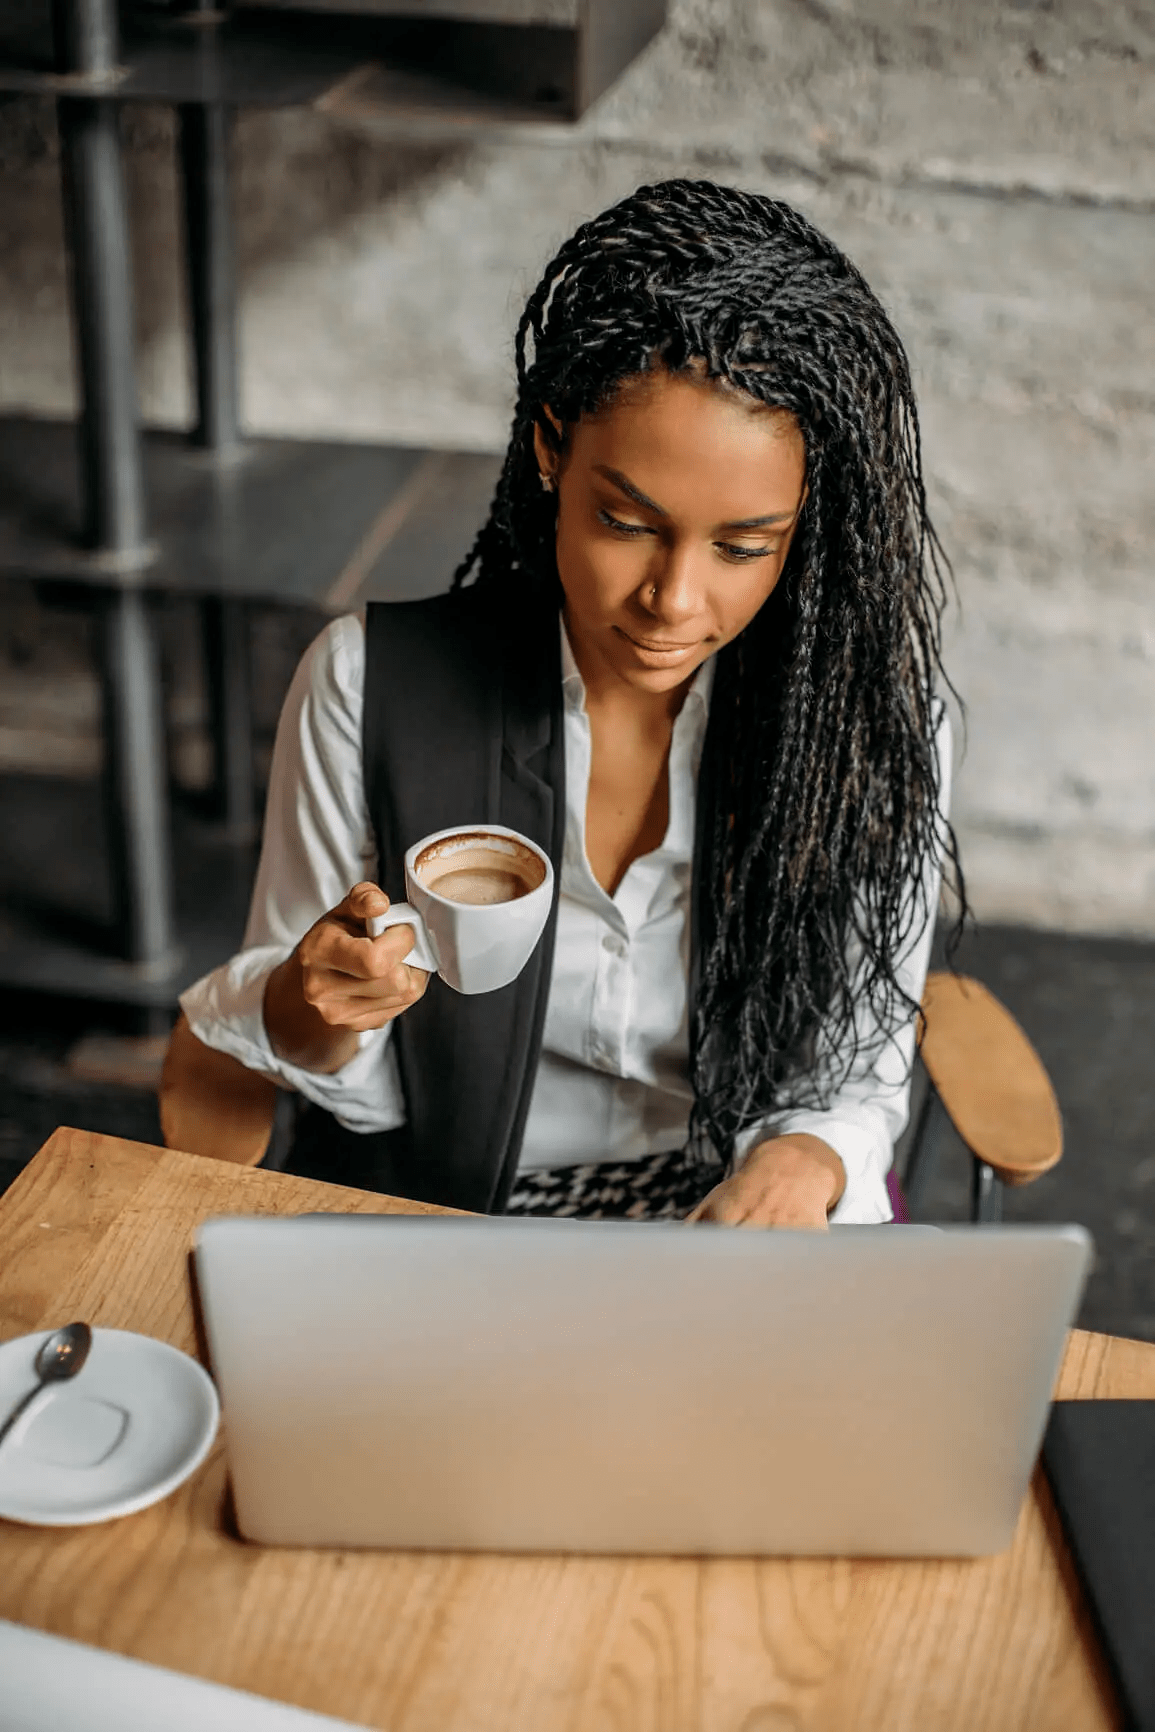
[263,881,430,1074]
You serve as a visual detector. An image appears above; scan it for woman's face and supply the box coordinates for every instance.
[535,368,806,700]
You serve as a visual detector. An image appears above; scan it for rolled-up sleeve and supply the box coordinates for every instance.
[178,614,407,1134]
[732,707,954,1223]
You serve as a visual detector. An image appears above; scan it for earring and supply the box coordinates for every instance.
[538,472,555,494]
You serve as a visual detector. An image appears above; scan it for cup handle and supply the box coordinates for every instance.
[365,903,439,975]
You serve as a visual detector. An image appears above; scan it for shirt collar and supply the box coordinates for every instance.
[559,614,715,721]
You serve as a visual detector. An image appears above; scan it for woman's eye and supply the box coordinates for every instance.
[718,542,773,563]
[596,511,774,562]
[597,508,652,538]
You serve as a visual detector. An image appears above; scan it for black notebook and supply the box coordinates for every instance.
[1042,1400,1155,1732]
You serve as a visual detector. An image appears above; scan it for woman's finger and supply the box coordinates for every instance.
[306,964,427,1011]
[343,1006,415,1033]
[345,880,391,924]
[686,1181,747,1225]
[744,1196,829,1231]
[305,920,421,982]
[305,947,430,1009]
[341,967,430,1029]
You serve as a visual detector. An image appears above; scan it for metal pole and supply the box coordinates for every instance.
[971,1161,1004,1226]
[202,593,255,839]
[55,0,177,974]
[55,0,147,559]
[98,589,177,970]
[52,0,118,86]
[177,71,255,838]
[178,100,240,456]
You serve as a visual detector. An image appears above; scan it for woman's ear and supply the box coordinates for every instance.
[532,409,562,489]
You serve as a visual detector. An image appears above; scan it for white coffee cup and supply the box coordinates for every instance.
[366,823,554,995]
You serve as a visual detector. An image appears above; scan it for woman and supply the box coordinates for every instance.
[182,179,961,1226]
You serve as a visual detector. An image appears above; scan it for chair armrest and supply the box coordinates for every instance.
[159,1011,277,1167]
[919,972,1062,1187]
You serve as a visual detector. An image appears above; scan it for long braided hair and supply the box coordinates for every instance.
[453,178,964,1160]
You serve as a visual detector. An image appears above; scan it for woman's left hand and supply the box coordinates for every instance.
[686,1133,845,1229]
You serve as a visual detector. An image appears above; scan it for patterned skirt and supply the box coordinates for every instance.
[504,1145,724,1222]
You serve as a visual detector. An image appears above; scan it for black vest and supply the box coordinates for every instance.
[360,582,564,1211]
[357,582,717,1213]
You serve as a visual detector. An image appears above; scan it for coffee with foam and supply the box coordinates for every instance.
[414,832,546,907]
[369,821,554,994]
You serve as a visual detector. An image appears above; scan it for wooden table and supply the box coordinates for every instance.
[2,1127,1152,1731]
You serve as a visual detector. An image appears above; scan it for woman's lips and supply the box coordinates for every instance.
[616,627,700,660]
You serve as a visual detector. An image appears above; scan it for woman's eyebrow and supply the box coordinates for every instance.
[719,509,797,530]
[594,466,797,532]
[594,465,667,515]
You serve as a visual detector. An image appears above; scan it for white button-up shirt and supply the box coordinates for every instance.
[181,613,951,1223]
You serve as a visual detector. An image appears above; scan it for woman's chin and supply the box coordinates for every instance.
[605,651,694,690]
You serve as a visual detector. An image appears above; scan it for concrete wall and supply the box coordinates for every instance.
[2,0,1153,934]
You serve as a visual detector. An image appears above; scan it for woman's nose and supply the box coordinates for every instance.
[642,542,704,622]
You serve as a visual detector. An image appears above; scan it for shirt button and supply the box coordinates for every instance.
[602,933,627,958]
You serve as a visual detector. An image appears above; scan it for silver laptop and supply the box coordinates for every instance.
[194,1216,1090,1558]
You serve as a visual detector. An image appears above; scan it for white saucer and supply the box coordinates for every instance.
[0,1328,219,1527]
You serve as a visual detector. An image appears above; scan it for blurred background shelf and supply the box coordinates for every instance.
[0,0,664,124]
[0,5,368,107]
[0,416,501,605]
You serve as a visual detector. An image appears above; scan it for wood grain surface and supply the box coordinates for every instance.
[2,1126,1149,1732]
[920,973,1063,1184]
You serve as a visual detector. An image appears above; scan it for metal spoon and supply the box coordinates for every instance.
[0,1323,93,1452]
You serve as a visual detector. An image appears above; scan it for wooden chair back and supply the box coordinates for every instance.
[919,972,1062,1187]
[159,1011,276,1167]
